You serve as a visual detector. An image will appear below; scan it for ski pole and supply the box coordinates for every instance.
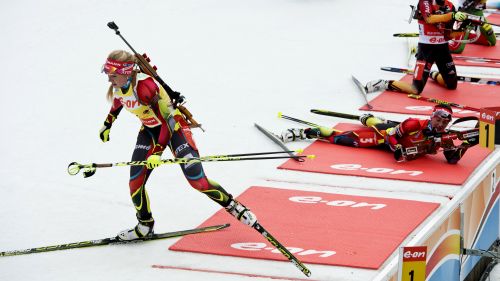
[407,94,480,112]
[68,151,313,178]
[380,67,500,86]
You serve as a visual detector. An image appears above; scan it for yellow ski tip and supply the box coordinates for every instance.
[277,112,283,118]
[307,155,316,159]
[295,148,304,154]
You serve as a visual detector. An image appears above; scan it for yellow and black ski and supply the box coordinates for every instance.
[1,224,230,257]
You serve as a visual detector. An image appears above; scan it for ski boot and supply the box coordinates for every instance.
[117,219,155,241]
[359,113,386,127]
[280,128,306,143]
[430,71,439,81]
[359,113,375,126]
[226,199,257,227]
[365,79,388,93]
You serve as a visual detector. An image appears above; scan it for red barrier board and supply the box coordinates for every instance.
[487,14,500,25]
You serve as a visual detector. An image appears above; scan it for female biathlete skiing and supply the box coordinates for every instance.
[100,50,257,240]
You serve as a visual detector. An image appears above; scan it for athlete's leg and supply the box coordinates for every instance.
[410,43,438,94]
[364,78,418,94]
[329,129,385,148]
[377,49,433,95]
[167,114,257,226]
[128,126,157,225]
[434,44,457,90]
[118,126,159,240]
[166,117,230,205]
[476,23,496,46]
[281,126,336,143]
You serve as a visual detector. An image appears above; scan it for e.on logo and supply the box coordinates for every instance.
[481,112,495,122]
[402,249,426,262]
[331,164,423,176]
[289,196,386,210]
[231,242,336,258]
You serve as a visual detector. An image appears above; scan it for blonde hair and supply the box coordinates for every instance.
[105,50,138,101]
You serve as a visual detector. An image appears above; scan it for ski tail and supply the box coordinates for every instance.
[149,223,230,239]
[380,66,413,74]
[393,32,418,37]
[253,222,311,277]
[351,75,373,109]
[254,123,304,162]
[0,223,230,257]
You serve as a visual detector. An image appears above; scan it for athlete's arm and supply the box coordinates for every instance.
[137,77,170,154]
[387,118,422,147]
[419,0,454,24]
[443,142,469,164]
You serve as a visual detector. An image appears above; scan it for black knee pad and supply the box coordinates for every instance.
[413,81,425,94]
[444,77,457,90]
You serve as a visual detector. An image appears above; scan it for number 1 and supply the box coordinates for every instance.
[485,124,490,148]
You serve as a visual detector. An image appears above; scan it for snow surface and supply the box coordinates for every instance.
[1,0,499,280]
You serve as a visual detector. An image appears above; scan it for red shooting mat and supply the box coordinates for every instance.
[487,14,500,25]
[454,44,500,68]
[169,186,440,269]
[459,43,500,60]
[278,123,491,185]
[359,75,497,116]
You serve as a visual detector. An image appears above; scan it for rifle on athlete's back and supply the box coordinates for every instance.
[107,21,204,131]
